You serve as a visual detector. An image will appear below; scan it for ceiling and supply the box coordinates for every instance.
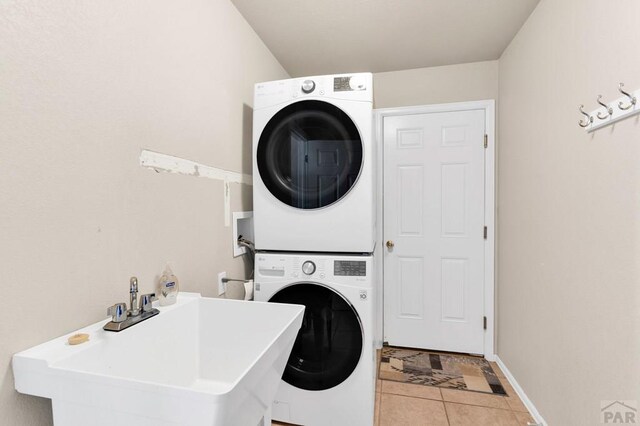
[231,0,540,77]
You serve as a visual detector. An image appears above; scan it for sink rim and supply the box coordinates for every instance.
[14,293,305,397]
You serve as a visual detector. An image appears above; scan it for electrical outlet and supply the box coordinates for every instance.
[217,271,226,296]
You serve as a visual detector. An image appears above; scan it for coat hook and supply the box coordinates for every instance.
[578,104,593,128]
[596,95,613,119]
[618,83,637,111]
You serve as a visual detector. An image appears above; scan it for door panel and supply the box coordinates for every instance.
[398,166,424,236]
[441,258,468,321]
[398,257,424,318]
[383,110,485,354]
[441,163,467,236]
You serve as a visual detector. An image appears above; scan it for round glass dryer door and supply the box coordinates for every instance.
[269,283,363,391]
[257,100,363,209]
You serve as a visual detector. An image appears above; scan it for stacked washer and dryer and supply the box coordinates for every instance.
[252,73,376,426]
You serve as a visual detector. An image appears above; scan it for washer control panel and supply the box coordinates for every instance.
[334,260,366,277]
[256,254,371,285]
[302,260,316,275]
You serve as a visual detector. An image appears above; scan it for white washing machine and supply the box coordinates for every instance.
[253,73,375,253]
[254,252,376,426]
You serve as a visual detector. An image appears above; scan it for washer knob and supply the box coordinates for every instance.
[301,80,316,94]
[302,261,316,275]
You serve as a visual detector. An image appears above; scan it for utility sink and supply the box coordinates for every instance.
[13,293,304,426]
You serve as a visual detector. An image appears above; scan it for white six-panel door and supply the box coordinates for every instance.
[383,109,486,354]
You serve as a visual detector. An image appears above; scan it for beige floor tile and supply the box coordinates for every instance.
[513,411,537,425]
[445,402,519,426]
[379,393,448,426]
[501,382,529,413]
[381,380,442,400]
[376,379,382,393]
[441,388,510,410]
[374,391,381,426]
[500,379,516,395]
[490,361,507,378]
[506,397,530,413]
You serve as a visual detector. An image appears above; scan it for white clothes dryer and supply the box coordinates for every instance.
[253,73,375,253]
[254,252,376,426]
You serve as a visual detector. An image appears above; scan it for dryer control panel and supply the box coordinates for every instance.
[333,75,367,92]
[254,73,373,110]
[334,260,366,277]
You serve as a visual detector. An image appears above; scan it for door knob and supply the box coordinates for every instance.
[386,240,394,249]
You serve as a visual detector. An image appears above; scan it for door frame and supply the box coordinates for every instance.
[373,100,496,361]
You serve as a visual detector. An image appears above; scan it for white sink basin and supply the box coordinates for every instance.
[13,293,304,426]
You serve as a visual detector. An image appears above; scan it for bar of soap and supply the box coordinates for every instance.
[68,333,89,345]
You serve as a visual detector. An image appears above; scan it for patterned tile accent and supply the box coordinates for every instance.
[380,347,507,396]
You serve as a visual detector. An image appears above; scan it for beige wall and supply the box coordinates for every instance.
[373,60,499,108]
[0,0,287,424]
[498,0,640,424]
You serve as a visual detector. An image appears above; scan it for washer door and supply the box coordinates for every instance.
[257,100,363,209]
[269,283,363,391]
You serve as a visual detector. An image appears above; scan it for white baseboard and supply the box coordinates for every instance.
[495,356,547,426]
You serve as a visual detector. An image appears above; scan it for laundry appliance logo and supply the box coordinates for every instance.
[601,400,638,424]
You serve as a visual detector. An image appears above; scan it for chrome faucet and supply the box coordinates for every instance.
[129,276,140,316]
[104,276,159,332]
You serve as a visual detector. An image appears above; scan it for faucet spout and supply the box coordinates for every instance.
[129,276,140,316]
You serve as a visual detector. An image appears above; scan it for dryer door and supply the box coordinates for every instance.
[269,283,363,391]
[257,100,363,209]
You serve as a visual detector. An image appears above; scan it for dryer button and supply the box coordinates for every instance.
[319,273,326,279]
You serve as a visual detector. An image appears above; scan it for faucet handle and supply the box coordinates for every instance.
[107,303,128,323]
[139,293,157,312]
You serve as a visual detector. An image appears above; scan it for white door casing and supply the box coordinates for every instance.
[383,108,488,355]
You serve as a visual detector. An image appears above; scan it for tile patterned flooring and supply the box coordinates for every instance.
[272,361,535,426]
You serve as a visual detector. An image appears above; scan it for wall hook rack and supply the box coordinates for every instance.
[579,82,640,132]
